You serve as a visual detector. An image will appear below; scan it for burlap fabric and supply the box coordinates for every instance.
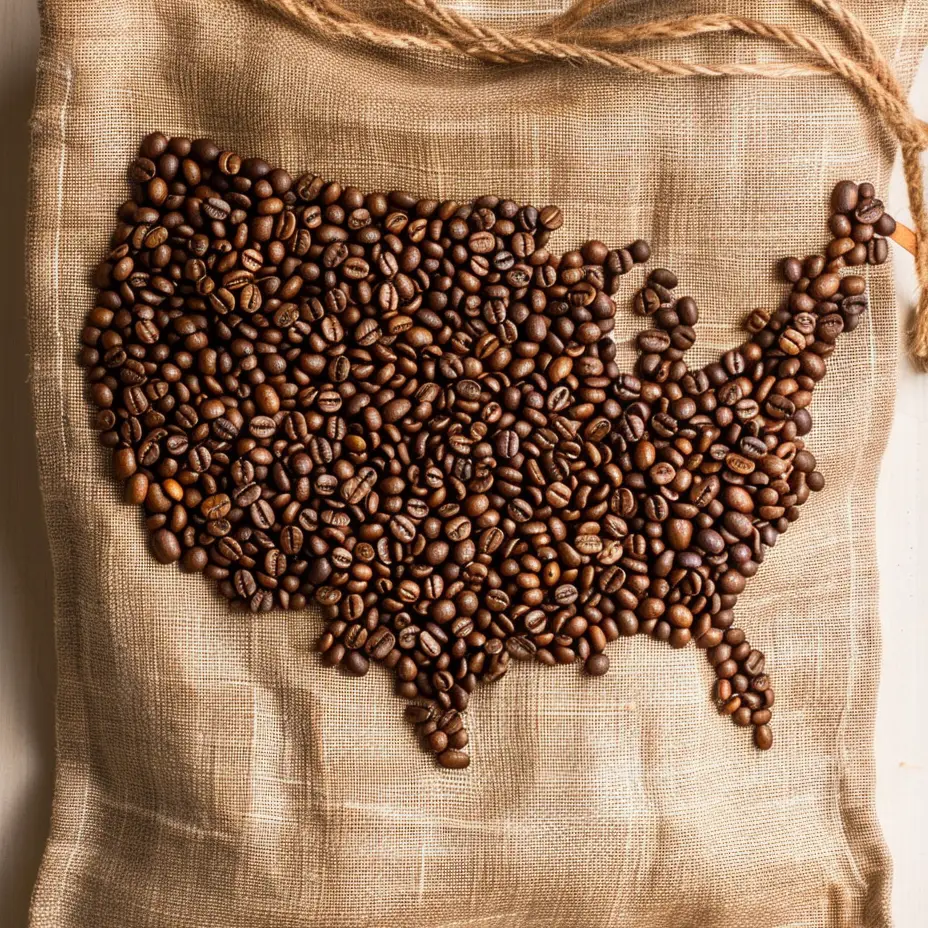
[26,2,928,926]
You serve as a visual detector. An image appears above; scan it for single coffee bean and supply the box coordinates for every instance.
[585,653,609,676]
[151,528,181,564]
[830,180,858,214]
[854,198,884,224]
[437,749,470,770]
[754,724,773,750]
[343,650,370,676]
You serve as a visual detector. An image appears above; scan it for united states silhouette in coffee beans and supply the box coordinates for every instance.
[80,134,894,768]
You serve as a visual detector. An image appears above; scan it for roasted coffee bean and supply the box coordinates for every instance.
[868,237,888,265]
[86,147,885,766]
[343,650,370,676]
[854,198,884,224]
[754,724,773,750]
[437,749,470,770]
[585,653,610,676]
[830,180,858,214]
[151,528,181,564]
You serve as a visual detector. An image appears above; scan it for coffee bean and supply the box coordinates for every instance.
[437,749,470,770]
[830,180,858,214]
[868,237,888,265]
[744,649,765,675]
[754,724,773,750]
[854,198,884,224]
[151,528,181,564]
[808,272,840,300]
[874,212,896,237]
[585,653,609,676]
[665,519,693,551]
[113,448,137,479]
[343,650,370,676]
[495,429,519,459]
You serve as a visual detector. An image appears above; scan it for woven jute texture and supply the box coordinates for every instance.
[26,2,928,926]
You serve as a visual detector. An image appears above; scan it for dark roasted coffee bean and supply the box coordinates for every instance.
[343,650,370,676]
[437,749,470,770]
[854,198,884,224]
[585,653,609,676]
[754,724,773,750]
[868,237,888,265]
[830,180,858,214]
[151,528,181,564]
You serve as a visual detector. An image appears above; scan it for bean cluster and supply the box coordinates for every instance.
[81,135,892,768]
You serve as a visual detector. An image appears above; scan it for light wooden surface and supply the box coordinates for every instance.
[0,0,924,924]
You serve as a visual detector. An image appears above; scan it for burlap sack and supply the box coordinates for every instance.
[26,1,928,926]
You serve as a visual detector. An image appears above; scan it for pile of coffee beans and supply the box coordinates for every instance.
[81,134,893,768]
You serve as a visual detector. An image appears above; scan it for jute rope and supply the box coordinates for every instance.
[260,0,928,365]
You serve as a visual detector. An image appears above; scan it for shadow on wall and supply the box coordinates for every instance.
[0,3,58,927]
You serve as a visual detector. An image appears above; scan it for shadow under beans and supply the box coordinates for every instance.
[0,5,58,927]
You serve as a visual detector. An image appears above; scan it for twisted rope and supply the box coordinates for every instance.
[261,0,928,365]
